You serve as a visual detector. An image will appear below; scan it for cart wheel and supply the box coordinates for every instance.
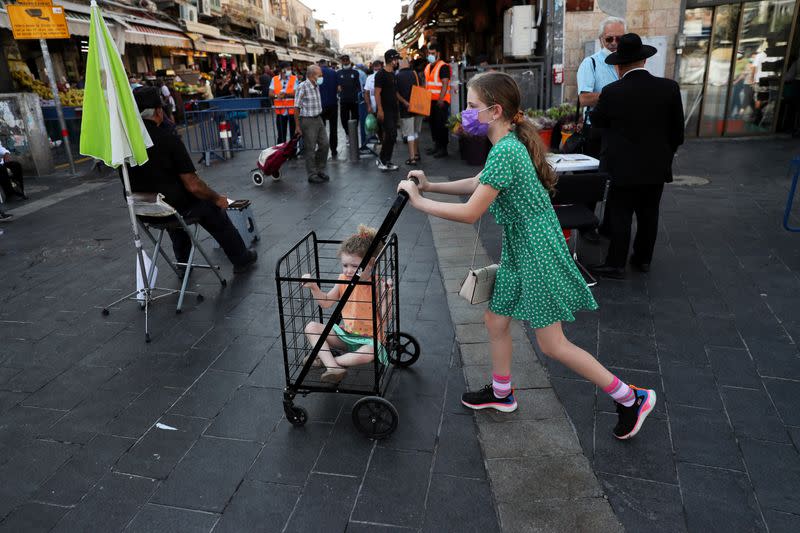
[285,405,308,426]
[387,332,420,367]
[272,171,281,181]
[101,308,109,316]
[352,396,398,439]
[251,170,264,186]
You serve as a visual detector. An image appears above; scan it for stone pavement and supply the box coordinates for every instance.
[0,144,500,531]
[437,136,800,533]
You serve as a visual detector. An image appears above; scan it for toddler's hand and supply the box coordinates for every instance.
[301,273,316,289]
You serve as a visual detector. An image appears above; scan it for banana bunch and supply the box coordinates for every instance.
[60,89,84,107]
[11,70,53,99]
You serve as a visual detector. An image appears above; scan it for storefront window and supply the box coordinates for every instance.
[699,4,742,136]
[725,0,796,135]
[680,8,714,135]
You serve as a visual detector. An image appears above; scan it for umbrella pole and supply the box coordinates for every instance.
[120,163,152,339]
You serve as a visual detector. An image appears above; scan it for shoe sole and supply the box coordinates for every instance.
[615,390,656,440]
[461,399,518,413]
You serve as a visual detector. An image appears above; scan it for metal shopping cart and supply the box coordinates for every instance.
[275,190,420,438]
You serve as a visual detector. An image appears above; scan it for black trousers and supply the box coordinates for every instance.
[429,103,450,151]
[604,183,664,268]
[379,112,398,164]
[275,113,291,144]
[340,102,359,138]
[0,161,24,198]
[321,105,338,157]
[167,200,249,266]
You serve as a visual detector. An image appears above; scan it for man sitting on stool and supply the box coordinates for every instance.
[128,87,257,273]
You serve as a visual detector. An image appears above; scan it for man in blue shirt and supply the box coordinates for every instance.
[576,16,626,157]
[318,59,339,159]
[336,54,364,149]
[576,16,626,242]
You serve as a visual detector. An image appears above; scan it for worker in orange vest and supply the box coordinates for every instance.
[269,62,297,145]
[424,43,451,158]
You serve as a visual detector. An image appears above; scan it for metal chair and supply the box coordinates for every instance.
[551,172,610,287]
[784,156,800,233]
[102,193,226,341]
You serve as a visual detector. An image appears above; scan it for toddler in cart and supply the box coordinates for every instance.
[301,225,390,384]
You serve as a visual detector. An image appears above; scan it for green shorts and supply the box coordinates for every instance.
[331,324,388,365]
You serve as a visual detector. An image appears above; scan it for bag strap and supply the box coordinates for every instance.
[470,215,482,270]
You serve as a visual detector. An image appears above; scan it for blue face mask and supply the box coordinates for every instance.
[316,77,324,86]
[427,54,436,64]
[461,105,496,136]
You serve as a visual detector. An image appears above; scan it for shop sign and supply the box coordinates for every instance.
[8,4,70,40]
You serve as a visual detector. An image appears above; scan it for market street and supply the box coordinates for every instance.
[0,135,799,532]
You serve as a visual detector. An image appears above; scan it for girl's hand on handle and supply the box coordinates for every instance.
[397,180,420,204]
[406,170,428,191]
[300,273,317,290]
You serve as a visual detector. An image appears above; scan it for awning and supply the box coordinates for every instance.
[288,48,319,63]
[194,37,246,55]
[243,41,263,55]
[125,24,191,48]
[272,48,292,62]
[393,0,442,37]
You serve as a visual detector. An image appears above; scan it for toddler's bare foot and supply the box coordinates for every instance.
[321,367,347,383]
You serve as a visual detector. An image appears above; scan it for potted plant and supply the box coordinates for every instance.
[526,109,556,147]
[450,112,492,166]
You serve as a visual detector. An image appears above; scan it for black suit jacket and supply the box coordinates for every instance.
[590,69,684,185]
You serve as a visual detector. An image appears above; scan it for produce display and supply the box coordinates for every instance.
[11,70,84,106]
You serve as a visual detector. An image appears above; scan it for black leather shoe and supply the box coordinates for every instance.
[318,172,331,181]
[233,250,258,273]
[590,264,626,280]
[308,174,325,184]
[433,149,448,159]
[630,257,650,273]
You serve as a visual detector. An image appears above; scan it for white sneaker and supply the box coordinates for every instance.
[376,160,389,171]
[386,162,399,171]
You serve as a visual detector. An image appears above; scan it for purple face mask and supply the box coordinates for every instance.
[461,106,494,136]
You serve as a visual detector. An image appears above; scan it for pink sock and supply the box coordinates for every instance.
[603,376,635,407]
[492,373,512,399]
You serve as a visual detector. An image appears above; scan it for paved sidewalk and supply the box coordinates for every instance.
[452,136,800,532]
[0,149,499,531]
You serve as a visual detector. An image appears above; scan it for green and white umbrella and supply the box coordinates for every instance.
[80,0,154,296]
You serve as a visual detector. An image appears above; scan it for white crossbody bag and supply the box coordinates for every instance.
[459,217,499,305]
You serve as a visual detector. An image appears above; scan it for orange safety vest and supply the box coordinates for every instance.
[424,60,451,104]
[272,74,296,115]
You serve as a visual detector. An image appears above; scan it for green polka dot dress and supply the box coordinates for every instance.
[479,132,597,328]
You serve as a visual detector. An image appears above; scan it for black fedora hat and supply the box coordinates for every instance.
[605,33,657,66]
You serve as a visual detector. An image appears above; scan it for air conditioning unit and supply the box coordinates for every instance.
[267,27,275,41]
[257,23,268,40]
[179,4,198,23]
[198,0,212,17]
[289,34,298,47]
[503,5,539,58]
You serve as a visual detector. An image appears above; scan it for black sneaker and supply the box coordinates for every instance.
[308,174,326,184]
[461,384,517,413]
[613,386,656,440]
[233,250,258,273]
[0,212,13,222]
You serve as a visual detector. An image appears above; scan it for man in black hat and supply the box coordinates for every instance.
[129,86,257,273]
[589,33,684,280]
[373,49,401,171]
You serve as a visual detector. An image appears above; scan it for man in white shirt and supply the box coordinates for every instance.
[364,60,382,115]
[0,141,26,201]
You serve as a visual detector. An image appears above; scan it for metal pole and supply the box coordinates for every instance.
[348,119,359,162]
[39,39,76,175]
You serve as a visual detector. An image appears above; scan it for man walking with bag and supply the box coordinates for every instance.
[589,33,684,280]
[396,57,425,166]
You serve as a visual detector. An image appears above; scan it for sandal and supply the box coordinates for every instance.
[405,158,418,166]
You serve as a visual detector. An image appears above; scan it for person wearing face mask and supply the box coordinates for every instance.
[423,43,451,158]
[336,54,363,147]
[269,62,297,145]
[374,49,401,171]
[294,65,330,184]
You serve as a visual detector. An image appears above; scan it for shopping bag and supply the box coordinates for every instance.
[135,250,158,301]
[409,71,431,117]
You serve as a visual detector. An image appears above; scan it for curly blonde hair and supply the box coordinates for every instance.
[467,72,558,194]
[339,224,380,258]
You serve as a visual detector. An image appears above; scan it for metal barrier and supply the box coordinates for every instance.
[460,61,548,111]
[183,98,285,166]
[44,116,82,168]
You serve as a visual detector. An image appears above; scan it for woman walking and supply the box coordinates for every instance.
[397,72,655,439]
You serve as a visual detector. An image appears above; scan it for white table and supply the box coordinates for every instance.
[547,154,600,173]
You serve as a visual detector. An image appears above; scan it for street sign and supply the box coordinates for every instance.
[7,5,69,40]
